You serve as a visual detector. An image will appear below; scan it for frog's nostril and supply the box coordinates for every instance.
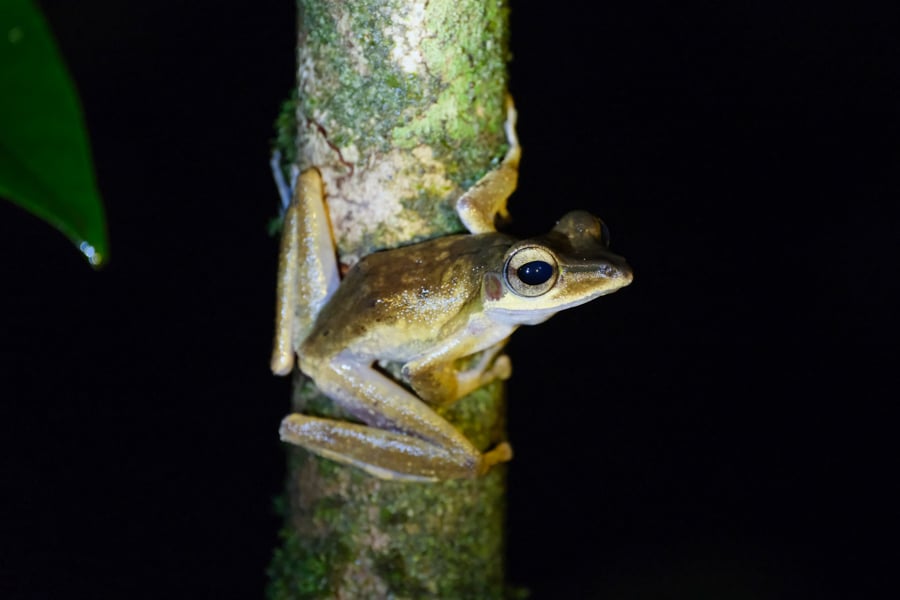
[598,261,633,285]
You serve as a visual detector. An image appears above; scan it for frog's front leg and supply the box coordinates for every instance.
[403,340,512,407]
[280,352,512,481]
[455,95,521,234]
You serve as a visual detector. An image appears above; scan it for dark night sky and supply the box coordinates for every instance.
[2,2,896,598]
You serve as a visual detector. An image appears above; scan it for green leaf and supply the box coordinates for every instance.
[0,0,108,266]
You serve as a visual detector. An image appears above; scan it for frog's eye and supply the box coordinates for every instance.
[504,246,558,297]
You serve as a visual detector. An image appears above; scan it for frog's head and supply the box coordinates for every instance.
[482,211,633,325]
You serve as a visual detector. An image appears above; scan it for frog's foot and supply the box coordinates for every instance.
[455,352,511,398]
[479,442,513,475]
[463,341,512,383]
[406,345,512,407]
[501,92,520,172]
[455,94,521,234]
[280,414,500,481]
[489,353,512,381]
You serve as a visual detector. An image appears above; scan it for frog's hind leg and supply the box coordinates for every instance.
[280,353,512,480]
[280,415,511,481]
[271,169,340,375]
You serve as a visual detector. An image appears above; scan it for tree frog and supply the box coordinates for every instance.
[271,100,633,482]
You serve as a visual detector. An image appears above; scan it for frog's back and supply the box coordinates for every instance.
[302,232,513,361]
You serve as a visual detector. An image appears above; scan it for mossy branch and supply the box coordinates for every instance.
[267,1,513,597]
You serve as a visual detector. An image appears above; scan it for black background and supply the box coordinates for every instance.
[2,2,896,598]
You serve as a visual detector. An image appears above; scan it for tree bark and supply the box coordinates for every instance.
[267,1,513,598]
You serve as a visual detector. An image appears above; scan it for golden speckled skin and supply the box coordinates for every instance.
[302,233,513,365]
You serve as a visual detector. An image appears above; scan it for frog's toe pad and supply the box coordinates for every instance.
[482,441,513,472]
[492,354,512,381]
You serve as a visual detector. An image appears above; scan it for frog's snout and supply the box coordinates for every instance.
[618,263,634,287]
[603,258,634,288]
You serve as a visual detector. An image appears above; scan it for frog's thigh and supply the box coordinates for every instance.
[455,97,521,234]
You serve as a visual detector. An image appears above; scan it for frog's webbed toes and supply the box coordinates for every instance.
[460,350,511,385]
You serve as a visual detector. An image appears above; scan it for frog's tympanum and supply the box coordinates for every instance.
[271,100,633,481]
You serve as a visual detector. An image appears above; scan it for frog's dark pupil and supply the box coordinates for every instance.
[517,261,553,285]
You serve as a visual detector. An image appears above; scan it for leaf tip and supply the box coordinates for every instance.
[78,240,105,267]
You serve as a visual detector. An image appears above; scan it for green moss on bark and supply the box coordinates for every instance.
[296,0,509,170]
[268,377,509,599]
[293,0,511,260]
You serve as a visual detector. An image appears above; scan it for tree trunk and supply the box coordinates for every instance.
[267,1,513,598]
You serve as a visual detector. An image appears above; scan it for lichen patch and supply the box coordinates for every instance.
[387,0,429,75]
[335,10,371,76]
[321,145,457,263]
